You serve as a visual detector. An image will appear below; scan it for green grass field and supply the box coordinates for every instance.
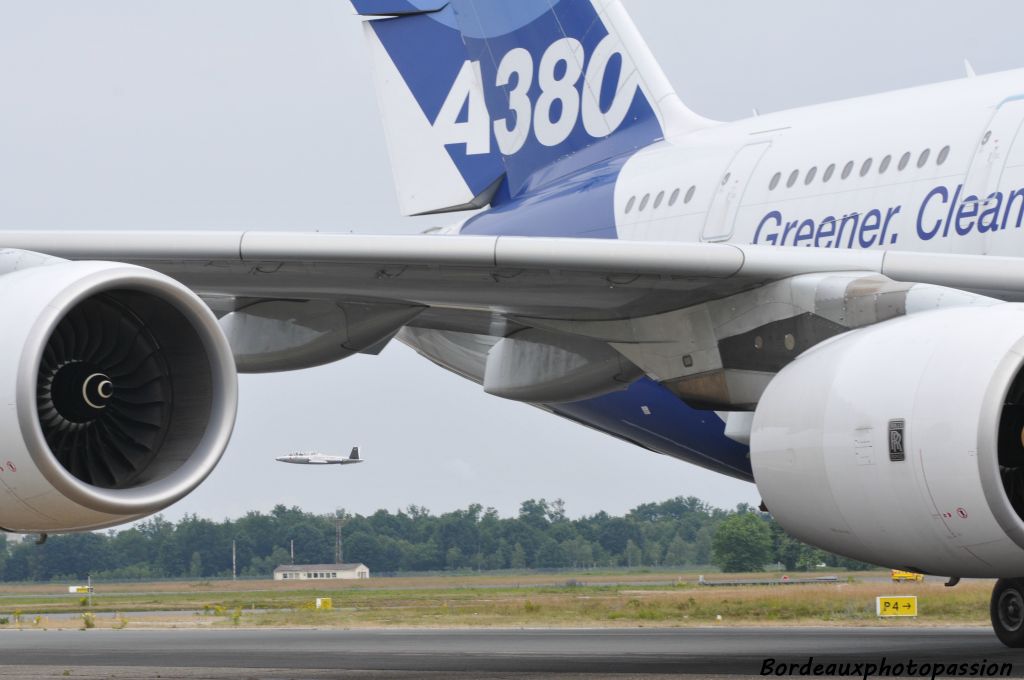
[0,571,994,630]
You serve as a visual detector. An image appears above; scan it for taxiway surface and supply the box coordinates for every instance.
[0,627,1021,677]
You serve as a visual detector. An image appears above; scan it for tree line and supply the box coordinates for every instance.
[0,498,874,582]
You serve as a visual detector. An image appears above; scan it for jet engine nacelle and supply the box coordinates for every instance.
[751,304,1024,577]
[0,258,237,532]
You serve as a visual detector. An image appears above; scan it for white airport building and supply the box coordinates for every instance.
[273,563,370,581]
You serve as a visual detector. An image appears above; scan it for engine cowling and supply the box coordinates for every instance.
[751,304,1024,577]
[0,259,237,532]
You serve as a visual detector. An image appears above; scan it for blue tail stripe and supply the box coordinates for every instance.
[368,9,505,198]
[461,155,622,238]
[351,0,446,16]
[450,0,663,196]
[364,0,666,203]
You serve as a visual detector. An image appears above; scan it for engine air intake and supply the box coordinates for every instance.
[0,258,238,532]
[998,368,1024,521]
[37,293,176,489]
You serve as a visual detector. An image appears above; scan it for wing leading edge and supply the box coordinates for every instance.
[3,231,1023,397]
[5,230,1024,308]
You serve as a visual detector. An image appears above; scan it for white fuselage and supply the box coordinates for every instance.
[613,69,1024,260]
[275,454,360,466]
[401,67,1024,479]
[425,69,1024,390]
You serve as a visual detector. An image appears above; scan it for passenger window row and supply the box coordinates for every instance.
[769,146,951,191]
[624,185,697,215]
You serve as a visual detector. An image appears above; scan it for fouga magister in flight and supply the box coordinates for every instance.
[276,447,363,466]
[8,0,1024,646]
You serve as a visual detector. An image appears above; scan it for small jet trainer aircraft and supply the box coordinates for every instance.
[275,447,363,466]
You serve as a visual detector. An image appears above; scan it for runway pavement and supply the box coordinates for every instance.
[0,627,1021,677]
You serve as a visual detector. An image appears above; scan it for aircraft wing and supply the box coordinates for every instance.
[3,230,1023,403]
[3,230,1022,315]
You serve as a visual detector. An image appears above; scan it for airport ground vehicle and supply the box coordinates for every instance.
[891,570,925,583]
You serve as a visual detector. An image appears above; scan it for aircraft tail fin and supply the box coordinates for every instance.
[349,446,360,461]
[352,0,713,214]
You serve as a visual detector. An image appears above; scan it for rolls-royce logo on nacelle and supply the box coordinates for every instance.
[888,419,906,462]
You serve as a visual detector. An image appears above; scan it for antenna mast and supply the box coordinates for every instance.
[335,509,346,564]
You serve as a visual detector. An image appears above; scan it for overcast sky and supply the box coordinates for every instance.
[1,1,1022,522]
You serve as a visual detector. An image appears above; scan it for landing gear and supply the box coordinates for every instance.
[991,578,1024,647]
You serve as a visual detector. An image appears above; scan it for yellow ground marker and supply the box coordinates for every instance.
[876,595,917,617]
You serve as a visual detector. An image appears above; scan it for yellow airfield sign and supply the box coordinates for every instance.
[876,595,918,617]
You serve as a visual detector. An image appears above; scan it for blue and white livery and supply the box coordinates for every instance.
[356,0,707,216]
[10,0,1024,646]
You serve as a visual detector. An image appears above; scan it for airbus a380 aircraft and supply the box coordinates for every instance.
[6,0,1024,643]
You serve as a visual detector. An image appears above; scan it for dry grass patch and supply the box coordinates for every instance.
[0,572,994,629]
[242,580,992,628]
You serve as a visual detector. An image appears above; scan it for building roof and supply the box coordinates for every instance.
[273,563,367,573]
